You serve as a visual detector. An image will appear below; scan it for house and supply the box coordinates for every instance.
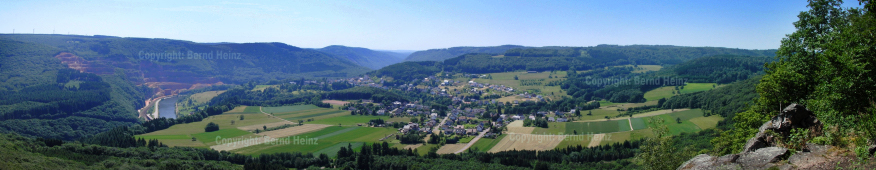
[402,123,420,133]
[376,109,386,115]
[557,118,568,122]
[529,115,536,120]
[548,117,556,122]
[466,129,478,135]
[511,115,523,120]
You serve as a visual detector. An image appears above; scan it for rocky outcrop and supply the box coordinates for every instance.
[678,104,845,170]
[743,104,822,152]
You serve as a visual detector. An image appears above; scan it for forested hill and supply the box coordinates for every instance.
[316,45,405,69]
[0,34,370,86]
[375,45,776,82]
[0,34,370,140]
[403,45,528,61]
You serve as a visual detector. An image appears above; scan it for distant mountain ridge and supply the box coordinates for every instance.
[403,45,528,61]
[316,45,405,69]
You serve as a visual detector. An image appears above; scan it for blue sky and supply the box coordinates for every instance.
[0,0,863,50]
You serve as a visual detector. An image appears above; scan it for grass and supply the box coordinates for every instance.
[252,85,278,91]
[680,83,717,94]
[285,110,346,120]
[470,134,507,152]
[643,86,676,101]
[471,71,569,98]
[308,115,392,126]
[618,119,631,132]
[231,126,398,155]
[631,65,663,73]
[566,121,622,134]
[191,128,253,144]
[313,142,365,157]
[598,100,623,107]
[458,136,475,143]
[143,113,282,136]
[644,109,705,135]
[689,115,724,129]
[262,105,320,114]
[531,122,566,135]
[134,134,191,140]
[243,106,263,113]
[555,134,591,149]
[577,108,621,121]
[599,129,655,146]
[630,118,647,130]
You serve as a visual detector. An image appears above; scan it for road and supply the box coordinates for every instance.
[454,130,487,154]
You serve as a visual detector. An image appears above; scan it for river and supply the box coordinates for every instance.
[157,96,179,118]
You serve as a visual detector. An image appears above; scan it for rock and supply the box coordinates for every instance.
[788,144,832,169]
[677,154,741,170]
[677,154,715,170]
[737,147,789,169]
[742,104,821,153]
[870,144,875,155]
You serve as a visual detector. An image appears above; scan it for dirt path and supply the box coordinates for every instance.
[588,134,604,148]
[628,118,634,131]
[454,130,487,154]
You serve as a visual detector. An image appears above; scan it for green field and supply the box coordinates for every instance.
[192,128,253,144]
[470,134,507,152]
[577,108,621,121]
[689,115,724,129]
[232,126,397,155]
[308,115,392,125]
[134,134,191,140]
[643,86,676,101]
[599,129,655,146]
[555,134,591,149]
[243,106,263,113]
[458,136,475,143]
[286,110,346,120]
[471,71,569,98]
[143,113,282,136]
[630,118,647,130]
[313,142,365,157]
[598,100,623,107]
[263,105,320,113]
[680,83,718,94]
[617,119,631,131]
[531,122,566,134]
[566,121,623,134]
[252,85,278,91]
[644,109,705,135]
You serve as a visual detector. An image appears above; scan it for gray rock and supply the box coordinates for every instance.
[677,154,742,170]
[677,154,716,170]
[737,147,789,169]
[742,104,821,153]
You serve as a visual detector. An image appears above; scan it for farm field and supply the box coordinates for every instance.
[531,122,566,135]
[488,134,565,153]
[231,126,398,155]
[643,86,676,101]
[237,122,294,131]
[566,121,623,134]
[469,134,507,152]
[630,118,647,130]
[313,142,366,157]
[177,90,226,113]
[263,105,320,114]
[141,113,282,136]
[134,134,190,140]
[259,124,332,138]
[598,129,655,146]
[223,106,253,114]
[308,115,393,126]
[436,144,467,154]
[689,115,724,129]
[554,134,591,149]
[576,108,621,121]
[643,109,705,135]
[680,83,718,94]
[617,119,631,131]
[631,65,663,73]
[471,71,569,98]
[192,128,253,144]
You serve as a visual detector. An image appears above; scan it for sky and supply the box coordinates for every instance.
[0,0,864,51]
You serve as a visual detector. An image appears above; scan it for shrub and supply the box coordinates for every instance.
[205,122,219,132]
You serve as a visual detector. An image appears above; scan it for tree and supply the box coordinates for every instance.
[514,75,518,80]
[588,110,592,116]
[411,118,419,123]
[205,122,219,132]
[240,115,245,120]
[298,120,304,125]
[604,116,609,120]
[637,118,693,170]
[263,125,267,131]
[676,117,681,124]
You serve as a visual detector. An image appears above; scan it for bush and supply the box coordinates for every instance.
[205,122,219,132]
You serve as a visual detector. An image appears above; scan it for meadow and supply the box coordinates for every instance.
[469,134,507,152]
[680,83,718,94]
[262,105,320,114]
[566,120,624,134]
[471,71,569,98]
[643,109,705,135]
[643,86,676,101]
[231,126,398,155]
